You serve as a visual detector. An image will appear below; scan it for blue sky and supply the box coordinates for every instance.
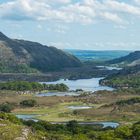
[0,0,140,50]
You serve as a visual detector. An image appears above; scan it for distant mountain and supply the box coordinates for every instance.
[107,51,140,66]
[65,49,131,62]
[0,32,82,73]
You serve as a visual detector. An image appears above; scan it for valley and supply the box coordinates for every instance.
[0,32,140,140]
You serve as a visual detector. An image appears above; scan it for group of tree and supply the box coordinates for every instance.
[0,102,14,113]
[0,113,140,140]
[20,99,37,107]
[0,81,69,92]
[115,97,140,106]
[0,99,37,113]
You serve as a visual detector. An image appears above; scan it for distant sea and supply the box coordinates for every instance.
[65,50,131,61]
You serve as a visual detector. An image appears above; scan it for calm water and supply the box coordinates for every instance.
[97,66,122,70]
[41,78,114,92]
[16,114,39,122]
[68,106,92,110]
[16,114,119,128]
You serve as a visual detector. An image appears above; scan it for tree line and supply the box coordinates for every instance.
[0,81,69,92]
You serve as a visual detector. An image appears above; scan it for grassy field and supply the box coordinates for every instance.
[0,119,24,140]
[0,90,140,124]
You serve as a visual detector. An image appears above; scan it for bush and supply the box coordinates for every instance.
[0,113,21,124]
[20,99,37,107]
[0,102,14,113]
[132,122,140,140]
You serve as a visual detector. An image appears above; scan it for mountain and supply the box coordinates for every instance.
[100,51,140,89]
[100,64,140,89]
[0,32,82,73]
[107,51,140,66]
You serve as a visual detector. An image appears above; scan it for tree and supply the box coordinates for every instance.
[66,120,81,135]
[114,125,132,139]
[0,103,14,113]
[20,99,37,107]
[132,122,140,140]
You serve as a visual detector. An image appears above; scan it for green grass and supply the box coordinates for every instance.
[0,120,23,140]
[12,102,95,122]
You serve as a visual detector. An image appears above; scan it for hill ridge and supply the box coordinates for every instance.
[0,32,82,73]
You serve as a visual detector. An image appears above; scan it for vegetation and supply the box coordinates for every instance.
[101,75,140,89]
[20,99,37,107]
[0,81,69,92]
[107,51,140,66]
[115,97,140,106]
[100,64,140,89]
[0,31,82,73]
[0,102,14,113]
[0,113,140,140]
[43,83,69,91]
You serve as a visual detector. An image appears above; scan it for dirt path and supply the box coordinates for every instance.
[15,128,30,140]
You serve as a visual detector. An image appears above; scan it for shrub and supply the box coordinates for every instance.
[0,113,21,124]
[0,102,14,113]
[20,99,37,107]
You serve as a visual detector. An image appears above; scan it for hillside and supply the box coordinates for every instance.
[107,51,140,66]
[0,32,82,73]
[100,51,140,88]
[100,64,140,89]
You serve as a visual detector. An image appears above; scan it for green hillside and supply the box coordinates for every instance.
[107,51,140,67]
[0,32,82,73]
[100,64,140,89]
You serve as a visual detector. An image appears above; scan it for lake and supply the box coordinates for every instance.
[68,106,92,110]
[15,114,39,122]
[41,78,114,92]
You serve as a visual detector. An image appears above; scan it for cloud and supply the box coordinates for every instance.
[100,12,123,24]
[105,0,140,16]
[46,0,71,4]
[46,24,69,34]
[0,0,140,24]
[49,41,140,50]
[134,0,140,5]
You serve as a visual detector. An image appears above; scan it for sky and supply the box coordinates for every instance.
[0,0,140,50]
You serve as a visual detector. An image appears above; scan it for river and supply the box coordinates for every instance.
[15,114,119,128]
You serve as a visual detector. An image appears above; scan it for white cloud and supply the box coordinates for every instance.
[0,0,140,25]
[49,41,140,50]
[105,0,140,16]
[134,0,140,5]
[46,24,69,34]
[46,0,71,4]
[100,12,123,24]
